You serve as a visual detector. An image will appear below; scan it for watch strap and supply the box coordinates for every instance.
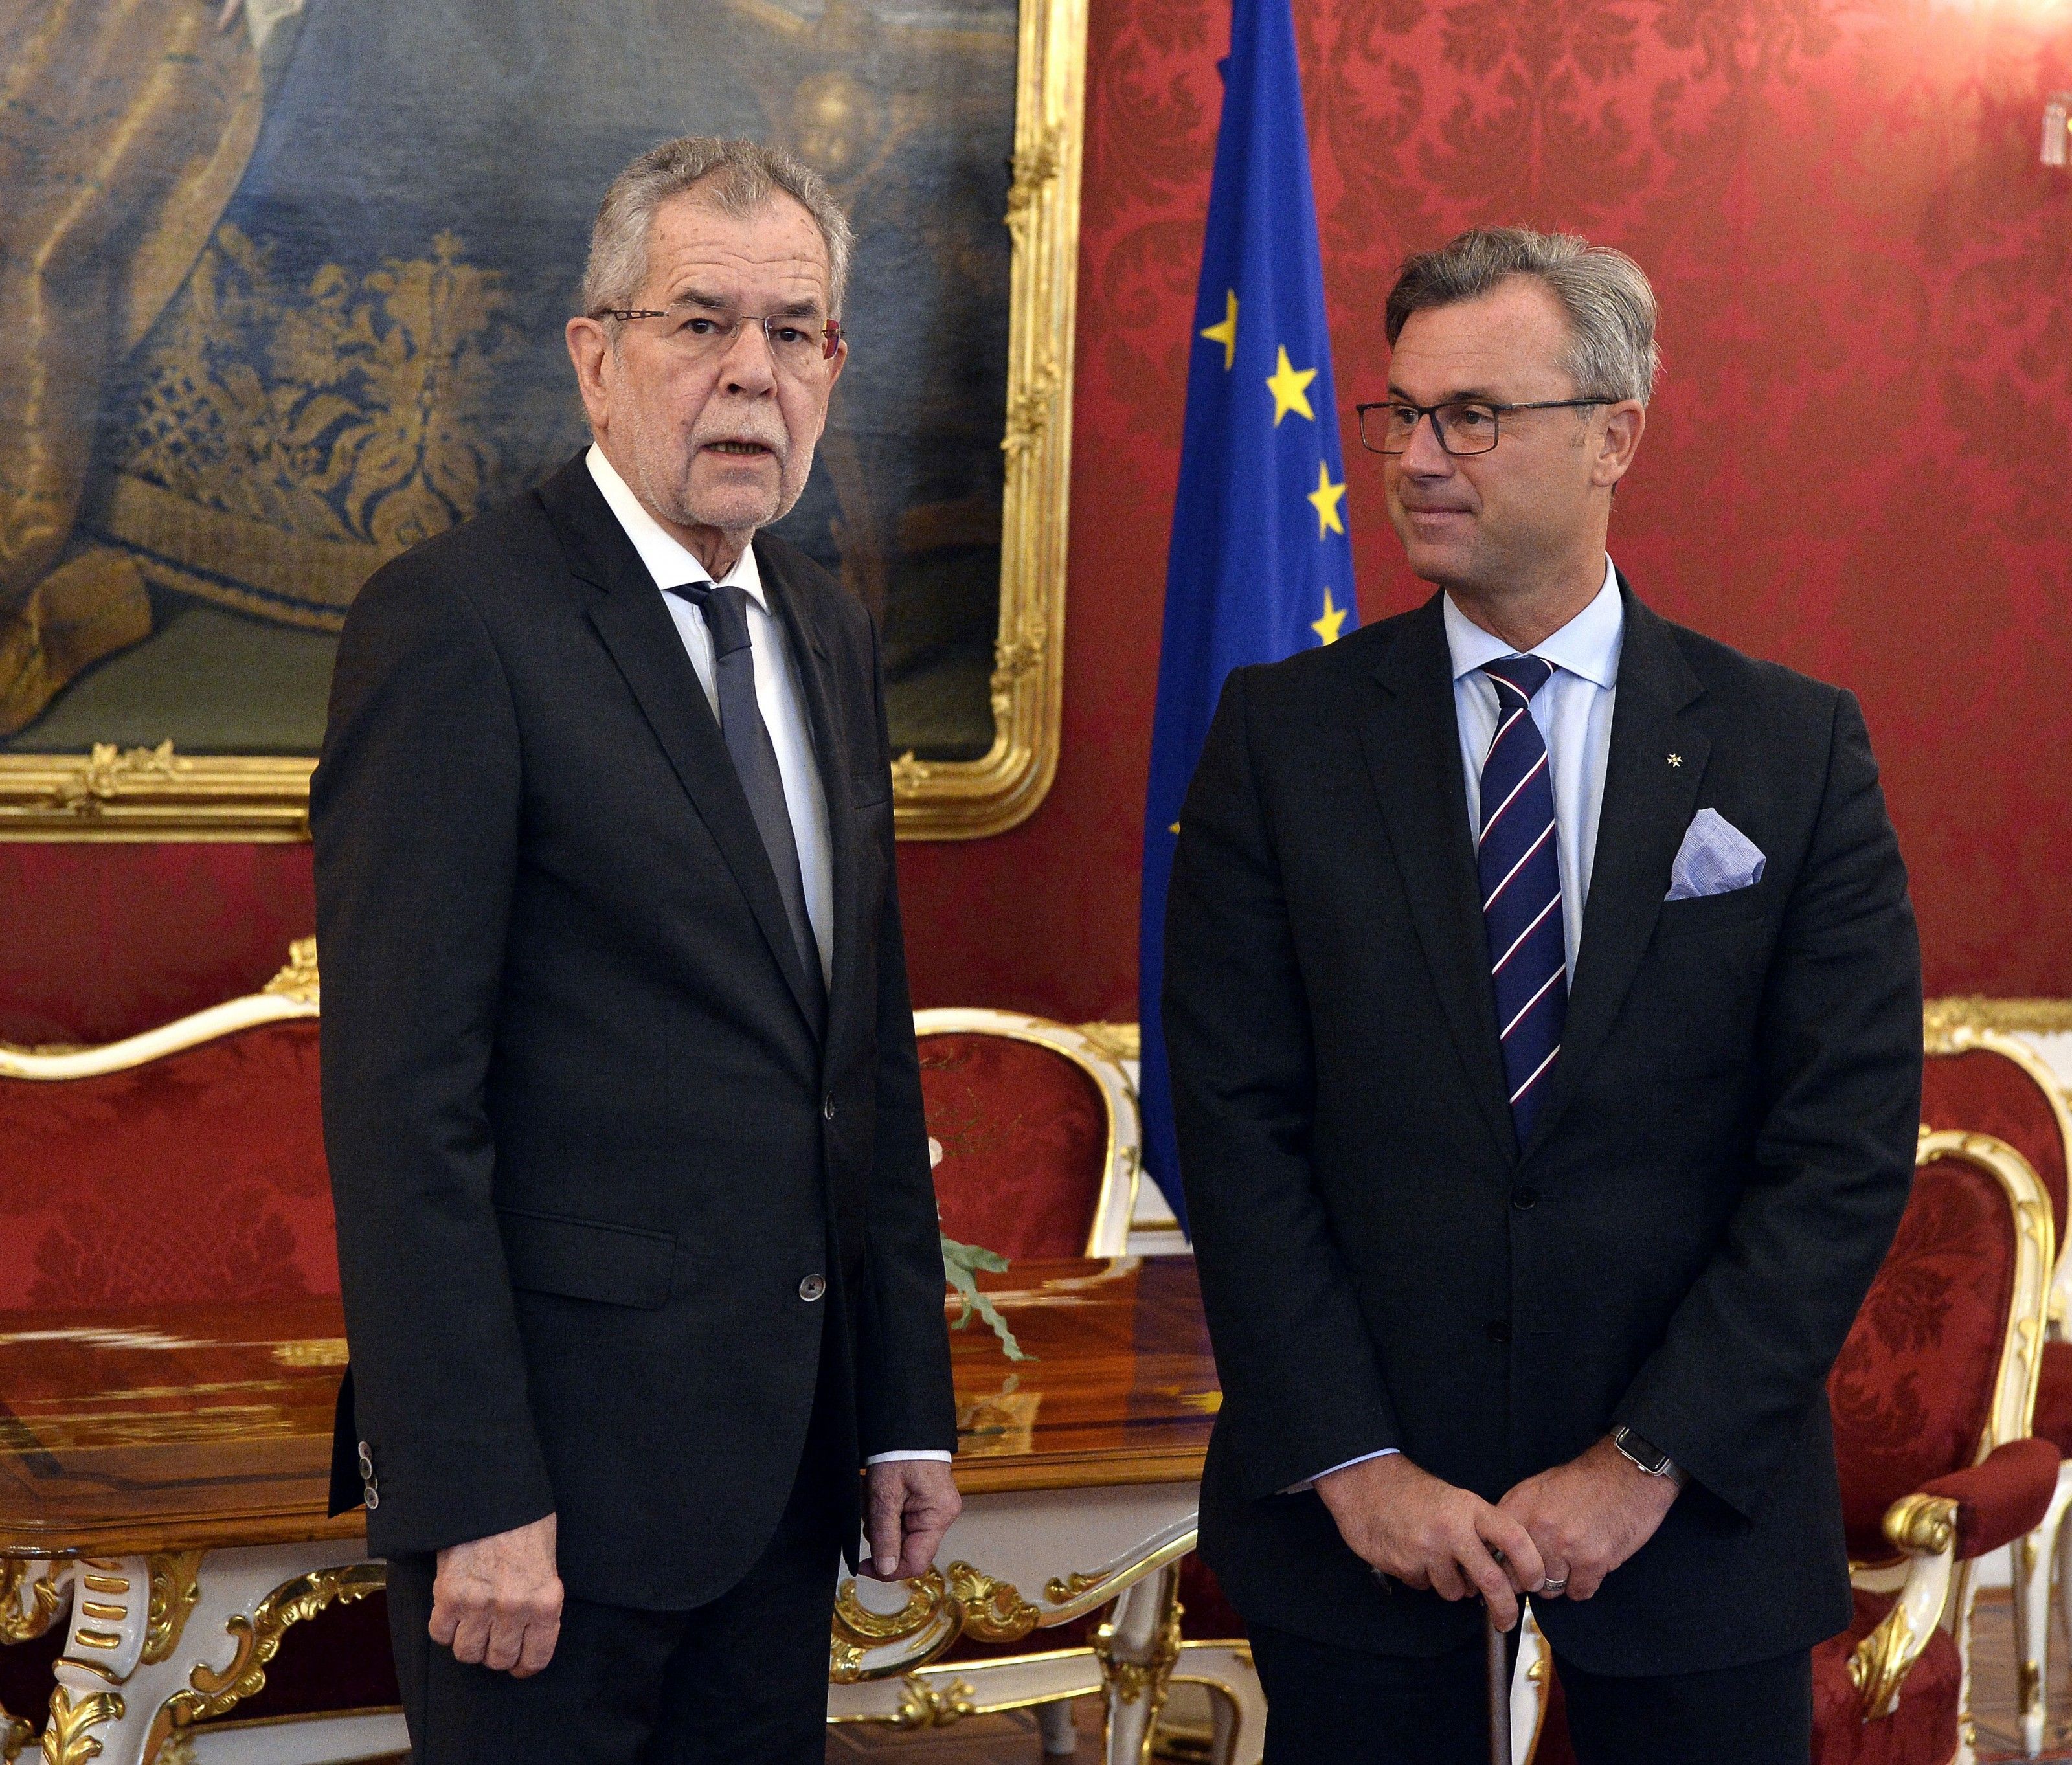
[1613,1426,1677,1479]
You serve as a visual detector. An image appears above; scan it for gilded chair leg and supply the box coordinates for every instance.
[1096,1566,1183,1765]
[2016,1478,2072,1759]
[1037,1698,1079,1755]
[1955,1560,1979,1765]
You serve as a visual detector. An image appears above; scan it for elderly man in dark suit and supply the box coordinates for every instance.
[313,137,958,1764]
[1163,227,1921,1764]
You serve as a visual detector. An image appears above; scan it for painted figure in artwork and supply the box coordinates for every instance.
[0,0,1011,758]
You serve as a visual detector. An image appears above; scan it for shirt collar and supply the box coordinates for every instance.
[1442,555,1623,690]
[586,442,766,609]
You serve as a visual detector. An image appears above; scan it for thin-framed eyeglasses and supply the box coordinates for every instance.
[1355,398,1606,456]
[591,304,843,367]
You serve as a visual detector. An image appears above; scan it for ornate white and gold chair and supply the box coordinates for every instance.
[1521,1129,2060,1765]
[0,941,420,1764]
[1922,998,2072,1756]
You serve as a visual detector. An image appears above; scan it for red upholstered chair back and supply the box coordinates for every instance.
[916,1010,1139,1261]
[1922,1005,2071,1254]
[1827,1132,2049,1563]
[0,950,336,1309]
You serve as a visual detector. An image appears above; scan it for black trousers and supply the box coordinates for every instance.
[384,1359,850,1764]
[1250,1621,1813,1765]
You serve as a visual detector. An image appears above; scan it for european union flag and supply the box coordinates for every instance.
[1138,0,1357,1236]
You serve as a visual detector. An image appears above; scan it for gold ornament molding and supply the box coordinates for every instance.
[141,1553,205,1667]
[0,1562,67,1645]
[1,1707,29,1765]
[260,938,321,1006]
[1926,996,2072,1040]
[948,1563,1042,1645]
[830,1569,955,1683]
[1094,1582,1183,1709]
[143,1562,386,1760]
[39,1688,123,1765]
[830,1553,1109,1683]
[892,1675,978,1729]
[0,0,1085,844]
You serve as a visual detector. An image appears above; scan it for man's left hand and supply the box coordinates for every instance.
[862,1459,962,1580]
[1498,1435,1682,1602]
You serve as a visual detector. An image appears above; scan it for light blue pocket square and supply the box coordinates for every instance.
[1665,807,1766,902]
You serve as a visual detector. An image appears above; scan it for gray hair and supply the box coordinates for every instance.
[579,136,855,321]
[1384,227,1660,405]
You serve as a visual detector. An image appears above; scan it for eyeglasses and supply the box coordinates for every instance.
[591,306,843,369]
[1355,398,1606,456]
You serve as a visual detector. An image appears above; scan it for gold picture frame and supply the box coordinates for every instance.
[0,0,1083,844]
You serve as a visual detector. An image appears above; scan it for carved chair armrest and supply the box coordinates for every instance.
[1920,1437,2060,1560]
[1848,1492,1959,1721]
[1847,1442,2060,1721]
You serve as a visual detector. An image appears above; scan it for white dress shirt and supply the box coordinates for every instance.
[587,445,947,1470]
[1443,555,1623,981]
[1298,557,1626,1490]
[587,445,834,989]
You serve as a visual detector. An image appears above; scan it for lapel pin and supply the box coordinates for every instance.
[1667,754,1683,767]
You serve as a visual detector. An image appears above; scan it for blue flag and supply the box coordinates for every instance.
[1138,0,1357,1237]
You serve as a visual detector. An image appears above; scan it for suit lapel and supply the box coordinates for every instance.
[1520,583,1707,1157]
[758,542,861,1051]
[1360,598,1518,1164]
[539,456,824,1037]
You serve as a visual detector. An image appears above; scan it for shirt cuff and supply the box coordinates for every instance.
[1283,1446,1399,1495]
[865,1450,954,1465]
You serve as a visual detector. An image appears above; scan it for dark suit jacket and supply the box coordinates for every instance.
[1164,582,1922,1676]
[312,452,956,1610]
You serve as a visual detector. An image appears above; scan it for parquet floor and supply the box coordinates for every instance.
[1972,1586,2072,1762]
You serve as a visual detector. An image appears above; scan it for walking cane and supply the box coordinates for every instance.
[1484,1544,1515,1765]
[1485,1606,1513,1765]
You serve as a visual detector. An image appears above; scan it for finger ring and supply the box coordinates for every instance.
[1540,1577,1568,1595]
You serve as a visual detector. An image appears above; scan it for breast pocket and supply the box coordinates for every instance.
[1653,884,1771,940]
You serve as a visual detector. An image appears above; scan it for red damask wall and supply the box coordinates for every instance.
[1,0,2066,1039]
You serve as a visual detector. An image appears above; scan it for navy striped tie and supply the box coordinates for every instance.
[1478,655,1567,1140]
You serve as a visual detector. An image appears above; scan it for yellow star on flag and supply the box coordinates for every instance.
[1199,290,1239,371]
[1311,589,1347,646]
[1307,460,1347,538]
[1265,346,1317,425]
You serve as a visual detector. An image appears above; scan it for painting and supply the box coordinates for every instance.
[0,0,1079,838]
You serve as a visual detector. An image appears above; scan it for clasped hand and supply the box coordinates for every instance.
[1316,1436,1680,1631]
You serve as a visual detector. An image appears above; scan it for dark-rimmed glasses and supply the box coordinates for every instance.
[1355,398,1605,456]
[590,306,843,368]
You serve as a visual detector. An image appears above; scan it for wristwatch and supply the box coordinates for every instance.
[1612,1426,1687,1485]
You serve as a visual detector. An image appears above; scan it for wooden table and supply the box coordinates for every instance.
[0,1257,1257,1765]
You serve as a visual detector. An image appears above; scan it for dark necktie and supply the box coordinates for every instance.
[668,580,826,1022]
[1478,655,1567,1140]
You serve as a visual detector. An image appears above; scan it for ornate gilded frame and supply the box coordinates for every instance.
[0,0,1084,842]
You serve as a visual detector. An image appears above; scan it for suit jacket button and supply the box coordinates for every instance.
[357,1442,374,1478]
[823,1094,837,1121]
[364,1481,380,1511]
[1487,1321,1513,1345]
[1511,1186,1538,1211]
[800,1274,828,1303]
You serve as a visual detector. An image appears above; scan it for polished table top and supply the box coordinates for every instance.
[0,1256,1216,1559]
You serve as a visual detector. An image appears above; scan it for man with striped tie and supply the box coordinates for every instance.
[1163,227,1920,1763]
